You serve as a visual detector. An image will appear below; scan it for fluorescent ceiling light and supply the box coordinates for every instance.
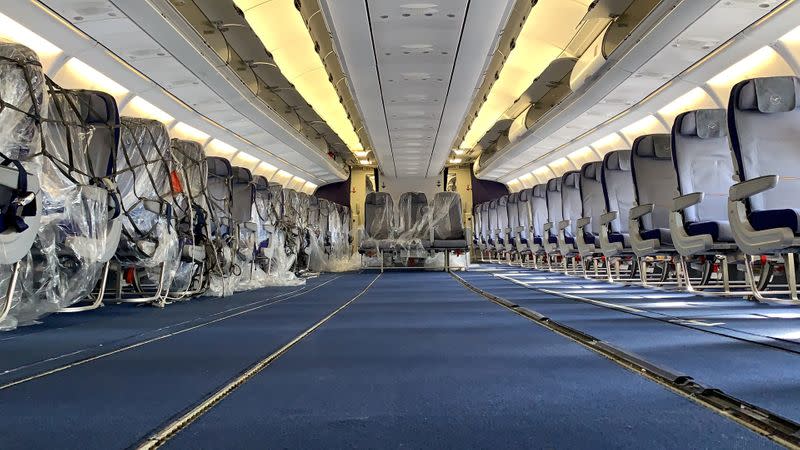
[124,96,174,124]
[354,151,369,158]
[359,159,371,165]
[172,121,210,142]
[0,12,61,59]
[64,57,129,98]
[460,0,592,149]
[453,149,466,155]
[235,0,363,151]
[449,158,462,164]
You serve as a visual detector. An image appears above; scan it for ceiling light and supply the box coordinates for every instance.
[63,57,129,99]
[359,159,371,165]
[235,0,363,151]
[453,149,466,155]
[460,0,593,149]
[449,158,462,164]
[0,12,61,60]
[124,96,174,123]
[172,121,211,142]
[354,151,369,158]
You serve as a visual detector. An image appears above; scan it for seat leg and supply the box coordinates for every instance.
[639,258,649,286]
[721,255,730,294]
[0,261,21,322]
[786,253,798,302]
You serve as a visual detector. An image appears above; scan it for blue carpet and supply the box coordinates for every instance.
[0,273,376,450]
[0,274,334,383]
[461,269,800,423]
[165,272,775,449]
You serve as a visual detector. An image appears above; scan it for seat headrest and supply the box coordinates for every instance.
[738,76,800,113]
[633,134,671,160]
[581,161,602,182]
[604,150,631,171]
[518,188,532,201]
[253,175,269,190]
[399,191,427,206]
[489,199,498,208]
[508,192,519,202]
[366,192,392,206]
[78,91,116,124]
[546,177,561,192]
[498,195,508,206]
[678,109,727,139]
[206,156,232,178]
[532,184,547,197]
[231,166,252,184]
[562,171,580,189]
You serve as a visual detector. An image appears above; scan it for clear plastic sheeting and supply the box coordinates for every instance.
[1,41,125,329]
[204,156,235,297]
[168,139,210,297]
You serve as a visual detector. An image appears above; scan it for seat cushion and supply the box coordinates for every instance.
[532,236,543,245]
[583,232,597,244]
[548,235,558,244]
[749,209,800,233]
[608,233,630,247]
[686,220,735,242]
[640,228,673,245]
[432,239,468,249]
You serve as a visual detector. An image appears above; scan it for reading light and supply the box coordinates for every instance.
[460,0,593,149]
[234,0,364,151]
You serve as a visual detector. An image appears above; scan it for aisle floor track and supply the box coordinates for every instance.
[163,272,776,449]
[0,273,377,450]
[0,274,335,382]
[459,266,800,424]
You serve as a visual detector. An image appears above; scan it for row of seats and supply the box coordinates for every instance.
[358,191,468,267]
[0,40,351,330]
[474,75,800,300]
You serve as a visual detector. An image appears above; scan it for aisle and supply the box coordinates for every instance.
[165,272,774,449]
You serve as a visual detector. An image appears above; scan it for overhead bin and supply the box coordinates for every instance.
[571,0,661,91]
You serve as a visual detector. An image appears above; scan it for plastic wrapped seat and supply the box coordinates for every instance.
[231,166,257,287]
[507,193,520,258]
[204,156,235,295]
[252,175,272,263]
[599,150,636,258]
[576,161,605,258]
[529,185,548,255]
[629,134,676,257]
[514,191,532,255]
[112,117,179,304]
[1,43,125,325]
[487,199,498,253]
[0,42,45,326]
[168,139,210,297]
[396,191,430,253]
[359,192,394,254]
[669,109,738,257]
[430,192,468,272]
[495,195,511,255]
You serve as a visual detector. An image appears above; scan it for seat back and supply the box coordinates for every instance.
[530,184,548,239]
[507,193,520,240]
[307,195,320,232]
[517,188,533,243]
[561,171,581,238]
[318,198,331,239]
[496,195,510,238]
[672,109,732,223]
[729,76,800,213]
[545,177,563,225]
[601,150,634,234]
[231,166,254,225]
[282,188,299,228]
[252,175,271,248]
[364,192,393,240]
[397,191,429,240]
[472,204,482,243]
[631,134,675,231]
[432,192,464,240]
[488,200,498,239]
[481,202,490,242]
[580,161,604,236]
[205,156,234,238]
[267,182,283,225]
[171,139,208,214]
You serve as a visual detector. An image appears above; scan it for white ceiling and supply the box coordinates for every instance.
[323,0,513,178]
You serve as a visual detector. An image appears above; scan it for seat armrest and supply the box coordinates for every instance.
[557,220,570,231]
[543,222,553,232]
[729,175,778,201]
[672,192,704,212]
[576,217,591,228]
[600,211,618,226]
[630,204,654,221]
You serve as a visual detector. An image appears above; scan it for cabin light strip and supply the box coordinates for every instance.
[0,10,314,192]
[234,0,364,154]
[508,23,800,190]
[459,0,592,150]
